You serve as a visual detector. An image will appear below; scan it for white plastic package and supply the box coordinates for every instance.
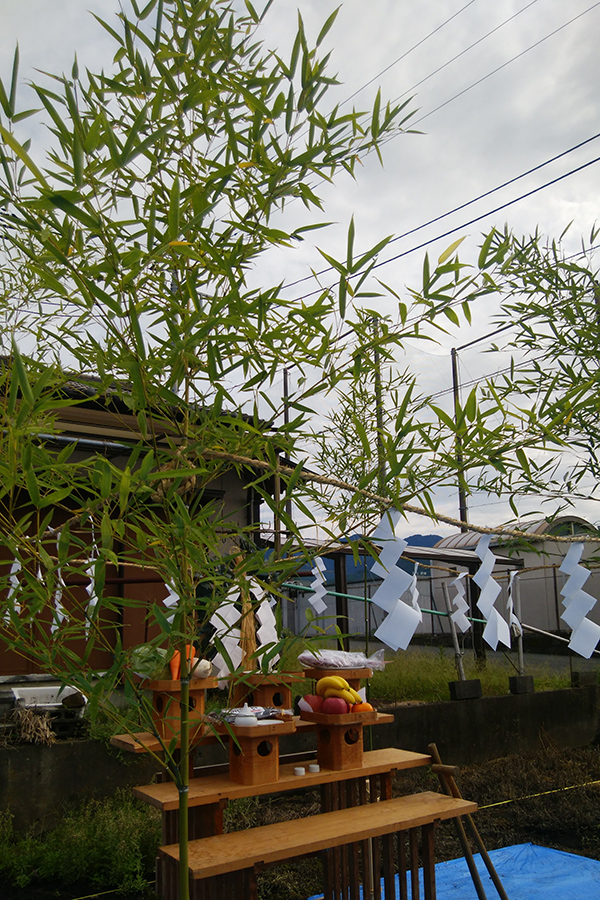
[297,648,386,670]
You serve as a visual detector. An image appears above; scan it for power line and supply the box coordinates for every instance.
[289,152,600,306]
[284,131,600,292]
[371,153,600,271]
[279,1,600,296]
[409,0,600,128]
[282,0,600,296]
[390,0,543,112]
[429,352,548,401]
[341,0,481,107]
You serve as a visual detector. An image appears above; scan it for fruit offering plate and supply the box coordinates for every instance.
[302,667,372,681]
[299,709,379,725]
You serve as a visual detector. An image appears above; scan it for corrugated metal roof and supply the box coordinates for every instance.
[435,515,596,550]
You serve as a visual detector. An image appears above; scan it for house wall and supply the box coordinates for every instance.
[0,466,259,677]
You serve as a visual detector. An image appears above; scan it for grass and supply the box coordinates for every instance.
[368,646,575,704]
[3,742,599,900]
[0,790,160,897]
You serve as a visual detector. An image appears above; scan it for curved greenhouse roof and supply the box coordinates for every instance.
[435,516,597,551]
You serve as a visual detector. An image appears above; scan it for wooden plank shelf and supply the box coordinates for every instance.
[210,719,296,739]
[134,747,431,810]
[158,791,477,879]
[137,677,220,691]
[299,709,379,725]
[110,712,391,754]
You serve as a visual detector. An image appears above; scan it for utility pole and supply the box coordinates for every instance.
[451,346,485,665]
[280,367,293,632]
[451,347,468,532]
[372,317,387,503]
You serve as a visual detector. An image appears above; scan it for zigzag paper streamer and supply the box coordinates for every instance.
[308,558,328,615]
[474,535,510,650]
[370,509,422,651]
[3,559,21,622]
[560,542,600,658]
[210,588,243,680]
[450,572,470,633]
[50,568,67,635]
[507,571,522,638]
[251,579,280,668]
[162,583,180,624]
[84,533,99,634]
[408,569,420,615]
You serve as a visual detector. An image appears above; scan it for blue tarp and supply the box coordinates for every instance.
[309,843,600,899]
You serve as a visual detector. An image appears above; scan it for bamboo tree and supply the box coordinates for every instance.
[0,4,415,899]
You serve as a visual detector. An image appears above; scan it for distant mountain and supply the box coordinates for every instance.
[405,534,444,547]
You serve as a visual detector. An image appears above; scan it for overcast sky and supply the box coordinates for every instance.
[2,0,600,535]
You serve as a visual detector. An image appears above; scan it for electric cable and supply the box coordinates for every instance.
[389,0,542,112]
[408,0,600,129]
[313,152,600,301]
[283,131,600,292]
[428,352,548,401]
[341,0,481,107]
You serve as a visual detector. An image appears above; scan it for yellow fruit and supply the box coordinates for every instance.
[324,687,356,705]
[316,675,350,696]
[348,687,362,704]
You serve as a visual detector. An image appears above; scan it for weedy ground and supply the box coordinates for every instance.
[3,742,600,900]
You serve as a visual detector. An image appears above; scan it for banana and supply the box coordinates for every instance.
[324,687,356,705]
[316,675,350,696]
[347,686,362,704]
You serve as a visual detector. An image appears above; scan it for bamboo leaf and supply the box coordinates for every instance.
[9,45,19,118]
[317,7,340,46]
[0,123,49,188]
[46,193,101,232]
[12,343,34,408]
[346,215,355,272]
[464,388,477,423]
[371,87,381,140]
[438,236,466,265]
[26,467,41,507]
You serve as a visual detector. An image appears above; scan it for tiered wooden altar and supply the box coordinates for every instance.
[112,668,477,899]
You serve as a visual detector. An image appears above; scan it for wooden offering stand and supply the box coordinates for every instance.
[299,708,378,770]
[301,666,380,770]
[229,671,302,711]
[141,676,219,743]
[214,718,297,785]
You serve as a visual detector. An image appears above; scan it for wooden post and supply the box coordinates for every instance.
[333,552,350,652]
[441,581,466,681]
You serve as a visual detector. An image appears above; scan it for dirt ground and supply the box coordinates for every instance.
[5,740,600,900]
[251,740,600,899]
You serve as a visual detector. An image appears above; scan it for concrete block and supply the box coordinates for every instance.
[571,671,597,688]
[448,679,482,701]
[509,675,535,694]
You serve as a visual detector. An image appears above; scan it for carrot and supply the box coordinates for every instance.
[169,644,195,681]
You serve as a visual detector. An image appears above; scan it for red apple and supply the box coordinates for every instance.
[303,694,324,713]
[322,696,350,715]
